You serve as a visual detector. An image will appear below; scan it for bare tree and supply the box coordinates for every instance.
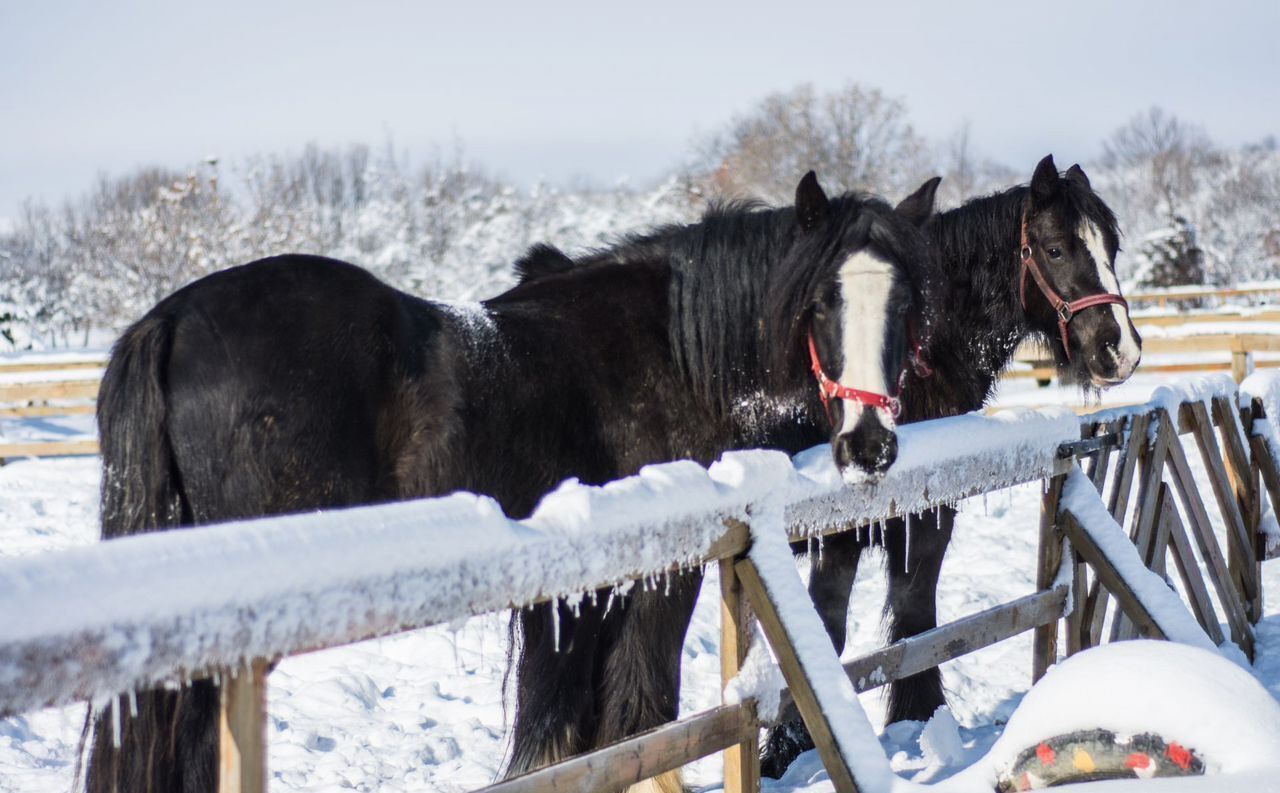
[936,121,1017,209]
[1101,106,1219,214]
[696,83,933,203]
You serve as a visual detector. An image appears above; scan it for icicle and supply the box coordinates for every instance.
[551,601,561,653]
[127,690,137,718]
[904,515,911,574]
[664,573,672,596]
[111,700,121,749]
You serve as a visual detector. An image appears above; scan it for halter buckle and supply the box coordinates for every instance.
[1056,303,1074,323]
[1020,245,1032,261]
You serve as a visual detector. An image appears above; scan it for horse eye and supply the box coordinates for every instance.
[1047,247,1063,260]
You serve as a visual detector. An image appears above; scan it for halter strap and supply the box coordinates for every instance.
[807,333,901,420]
[1019,213,1129,360]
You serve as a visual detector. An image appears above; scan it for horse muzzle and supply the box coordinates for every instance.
[833,408,898,477]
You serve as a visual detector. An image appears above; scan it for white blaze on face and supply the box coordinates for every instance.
[836,250,896,436]
[1080,220,1141,377]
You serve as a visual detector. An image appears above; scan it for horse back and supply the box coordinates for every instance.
[134,254,456,523]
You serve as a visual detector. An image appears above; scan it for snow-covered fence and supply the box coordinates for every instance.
[0,379,1276,792]
[1012,327,1280,385]
[1126,282,1280,309]
[0,352,104,461]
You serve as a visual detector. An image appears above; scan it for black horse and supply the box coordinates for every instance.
[761,155,1142,776]
[86,172,938,793]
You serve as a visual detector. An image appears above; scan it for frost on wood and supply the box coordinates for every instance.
[1059,468,1216,652]
[1241,369,1280,480]
[0,406,1088,717]
[743,504,900,792]
[721,623,783,723]
[784,407,1080,535]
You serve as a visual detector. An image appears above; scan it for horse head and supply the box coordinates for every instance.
[778,171,938,477]
[1020,155,1142,387]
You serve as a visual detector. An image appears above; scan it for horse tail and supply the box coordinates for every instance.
[86,314,220,793]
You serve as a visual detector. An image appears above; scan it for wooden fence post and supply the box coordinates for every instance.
[218,659,269,793]
[720,553,759,793]
[735,559,859,793]
[1033,472,1066,682]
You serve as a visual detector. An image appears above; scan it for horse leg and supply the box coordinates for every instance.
[883,507,954,724]
[504,597,606,778]
[592,568,703,793]
[759,530,868,778]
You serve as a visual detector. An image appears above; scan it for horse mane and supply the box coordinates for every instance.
[666,195,926,412]
[498,195,927,415]
[513,243,575,283]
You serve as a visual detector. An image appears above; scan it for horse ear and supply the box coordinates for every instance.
[795,171,829,231]
[1030,154,1059,205]
[895,176,942,227]
[1065,163,1092,190]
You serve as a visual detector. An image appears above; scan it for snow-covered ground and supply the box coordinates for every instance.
[2,372,1279,792]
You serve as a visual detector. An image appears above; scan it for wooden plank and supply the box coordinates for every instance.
[0,360,105,374]
[1087,412,1147,646]
[0,403,97,417]
[1127,284,1280,303]
[1232,350,1251,383]
[842,586,1067,695]
[1033,474,1066,682]
[0,379,100,403]
[1132,309,1280,327]
[1147,484,1172,578]
[1089,432,1114,495]
[1164,486,1227,645]
[483,704,756,793]
[1066,547,1088,655]
[736,558,858,793]
[1005,359,1280,383]
[1249,432,1280,560]
[771,586,1069,727]
[218,659,268,793]
[0,440,99,459]
[1194,399,1257,594]
[719,556,758,793]
[1167,411,1254,654]
[1112,414,1171,641]
[1213,396,1262,621]
[1060,511,1166,640]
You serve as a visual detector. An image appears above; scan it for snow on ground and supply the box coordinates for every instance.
[2,371,1280,792]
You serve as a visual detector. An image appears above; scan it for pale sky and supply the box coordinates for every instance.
[2,0,1277,222]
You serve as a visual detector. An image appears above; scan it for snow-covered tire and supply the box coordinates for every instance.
[994,728,1203,790]
[979,642,1280,791]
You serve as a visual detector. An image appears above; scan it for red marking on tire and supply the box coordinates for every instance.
[1124,753,1151,770]
[1167,742,1193,770]
[1036,742,1056,766]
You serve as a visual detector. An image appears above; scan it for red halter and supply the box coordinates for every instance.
[807,333,901,420]
[1019,213,1129,360]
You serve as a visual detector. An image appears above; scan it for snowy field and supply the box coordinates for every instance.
[2,372,1280,792]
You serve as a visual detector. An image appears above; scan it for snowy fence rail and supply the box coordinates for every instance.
[1,376,1278,792]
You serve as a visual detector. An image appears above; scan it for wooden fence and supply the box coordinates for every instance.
[1010,331,1280,385]
[1126,282,1280,309]
[0,377,1275,792]
[0,354,103,461]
